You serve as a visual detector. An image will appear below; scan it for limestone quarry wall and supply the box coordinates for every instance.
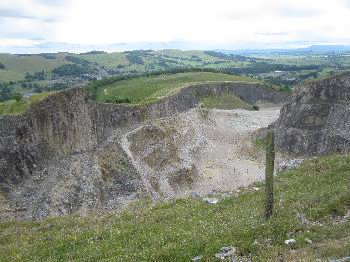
[93,82,288,142]
[0,82,288,189]
[0,88,97,187]
[275,73,350,156]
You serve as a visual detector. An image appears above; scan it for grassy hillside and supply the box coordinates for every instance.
[0,50,248,83]
[0,92,52,115]
[1,155,349,261]
[0,53,69,81]
[79,49,247,71]
[93,71,260,105]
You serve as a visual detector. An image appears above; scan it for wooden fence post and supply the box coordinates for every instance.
[265,131,275,219]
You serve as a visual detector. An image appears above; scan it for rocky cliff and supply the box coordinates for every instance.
[275,73,350,156]
[0,82,288,220]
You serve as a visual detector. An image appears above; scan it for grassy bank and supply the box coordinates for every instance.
[1,155,349,261]
[92,72,260,105]
[0,92,52,116]
[0,71,265,115]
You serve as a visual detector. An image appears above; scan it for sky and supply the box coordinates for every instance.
[1,0,350,53]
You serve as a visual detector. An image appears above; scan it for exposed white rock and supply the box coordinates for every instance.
[284,239,296,245]
[305,238,313,244]
[215,246,236,260]
[203,197,219,204]
[191,255,203,261]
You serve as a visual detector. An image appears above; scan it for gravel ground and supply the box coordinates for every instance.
[191,107,280,195]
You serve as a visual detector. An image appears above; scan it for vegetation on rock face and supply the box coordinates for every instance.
[200,93,254,110]
[1,154,349,261]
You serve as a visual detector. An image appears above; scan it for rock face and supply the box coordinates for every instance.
[0,82,288,220]
[275,73,350,156]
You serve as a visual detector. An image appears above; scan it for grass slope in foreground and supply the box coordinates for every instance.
[0,92,52,116]
[1,155,350,261]
[93,72,260,105]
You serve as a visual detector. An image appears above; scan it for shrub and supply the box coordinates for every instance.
[105,96,131,104]
[252,105,260,111]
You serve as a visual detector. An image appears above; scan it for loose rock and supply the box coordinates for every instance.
[215,246,236,260]
[304,238,312,244]
[284,239,296,245]
[203,197,219,204]
[191,255,203,261]
[329,257,350,262]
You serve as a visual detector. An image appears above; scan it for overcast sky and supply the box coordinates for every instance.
[1,0,350,53]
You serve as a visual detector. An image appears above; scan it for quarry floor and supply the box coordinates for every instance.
[191,106,280,196]
[122,106,281,198]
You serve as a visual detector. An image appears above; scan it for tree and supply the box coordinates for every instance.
[0,85,12,101]
[265,131,275,219]
[12,92,23,102]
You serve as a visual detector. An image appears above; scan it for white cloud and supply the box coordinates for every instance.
[1,0,350,52]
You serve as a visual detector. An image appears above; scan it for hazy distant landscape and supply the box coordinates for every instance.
[1,45,350,114]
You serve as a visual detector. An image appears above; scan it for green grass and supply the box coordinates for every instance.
[1,155,349,261]
[0,92,52,115]
[95,72,260,105]
[200,93,255,110]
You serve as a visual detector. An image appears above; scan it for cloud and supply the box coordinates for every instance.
[0,8,60,22]
[256,32,289,36]
[34,0,67,5]
[276,7,321,18]
[0,8,36,19]
[1,0,350,53]
[0,0,66,47]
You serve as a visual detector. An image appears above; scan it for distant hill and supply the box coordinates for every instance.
[1,48,350,104]
[219,45,350,56]
[0,50,251,82]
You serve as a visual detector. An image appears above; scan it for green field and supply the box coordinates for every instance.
[94,72,260,105]
[0,92,52,115]
[1,155,349,261]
